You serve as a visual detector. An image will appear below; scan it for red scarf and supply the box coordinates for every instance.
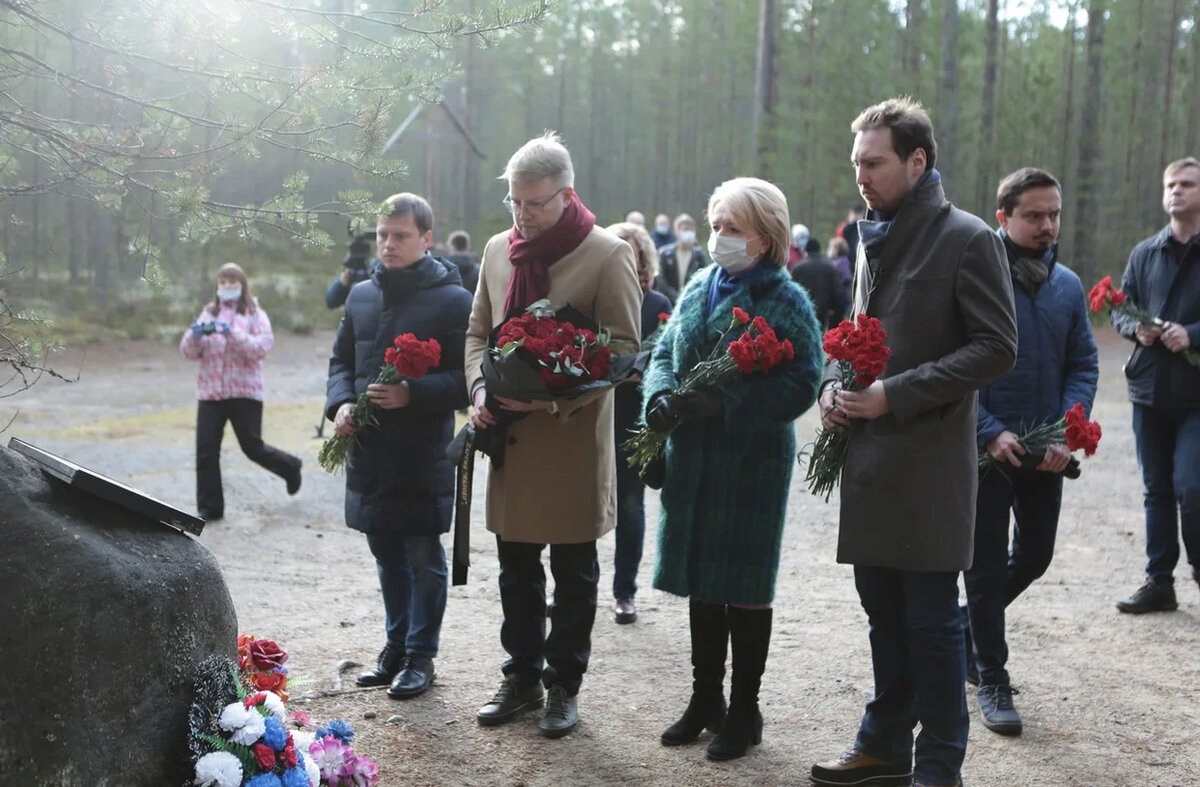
[503,193,596,315]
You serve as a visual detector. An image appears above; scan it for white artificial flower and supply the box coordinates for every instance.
[218,701,266,745]
[291,730,316,752]
[261,691,287,722]
[194,751,243,787]
[299,750,320,787]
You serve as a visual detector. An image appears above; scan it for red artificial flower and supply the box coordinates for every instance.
[732,307,750,325]
[1062,403,1102,456]
[824,315,890,387]
[496,311,612,390]
[237,634,256,673]
[247,639,288,671]
[1110,290,1126,306]
[658,312,671,322]
[253,743,276,770]
[243,692,268,709]
[385,333,441,378]
[252,669,289,700]
[281,738,299,769]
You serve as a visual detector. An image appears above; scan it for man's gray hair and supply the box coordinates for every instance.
[499,130,575,188]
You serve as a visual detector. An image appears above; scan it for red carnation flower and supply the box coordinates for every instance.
[247,639,287,671]
[732,307,750,325]
[658,312,671,322]
[253,743,276,770]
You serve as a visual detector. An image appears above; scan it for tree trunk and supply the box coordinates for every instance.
[1160,0,1182,170]
[1188,4,1200,156]
[461,0,479,237]
[977,0,999,216]
[937,0,959,188]
[903,0,923,89]
[1060,1,1080,183]
[752,0,778,174]
[1073,0,1107,285]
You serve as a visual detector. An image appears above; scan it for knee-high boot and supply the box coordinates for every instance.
[660,599,728,745]
[706,606,771,761]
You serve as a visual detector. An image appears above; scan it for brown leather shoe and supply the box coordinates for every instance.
[811,749,913,786]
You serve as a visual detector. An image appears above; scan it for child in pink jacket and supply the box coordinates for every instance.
[180,263,301,521]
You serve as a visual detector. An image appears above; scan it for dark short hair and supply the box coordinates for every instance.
[805,237,821,254]
[1164,156,1200,179]
[379,192,433,234]
[851,96,937,171]
[448,230,470,251]
[996,167,1062,215]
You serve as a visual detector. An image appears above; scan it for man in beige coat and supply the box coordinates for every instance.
[465,132,642,738]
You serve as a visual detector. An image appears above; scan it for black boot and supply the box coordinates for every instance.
[355,644,405,688]
[706,607,771,761]
[661,599,728,745]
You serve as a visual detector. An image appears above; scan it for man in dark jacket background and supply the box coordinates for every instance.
[792,236,846,329]
[1113,156,1200,615]
[811,98,1017,787]
[445,229,480,294]
[327,193,472,700]
[965,167,1098,737]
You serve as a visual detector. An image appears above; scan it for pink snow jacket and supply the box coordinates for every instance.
[179,299,274,401]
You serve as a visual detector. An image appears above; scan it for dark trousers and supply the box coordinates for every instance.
[1132,404,1200,583]
[964,467,1063,687]
[853,566,968,786]
[496,535,598,695]
[196,398,299,516]
[613,390,645,599]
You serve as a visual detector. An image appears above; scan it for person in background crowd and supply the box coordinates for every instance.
[811,97,1016,787]
[466,131,642,739]
[655,212,707,305]
[787,223,810,272]
[965,167,1098,737]
[328,193,472,701]
[1112,156,1200,615]
[791,237,846,330]
[625,210,646,228]
[181,263,302,522]
[446,230,480,294]
[651,213,676,249]
[827,236,853,319]
[605,222,673,627]
[326,235,377,309]
[837,204,866,262]
[644,177,823,762]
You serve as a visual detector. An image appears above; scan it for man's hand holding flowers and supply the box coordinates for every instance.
[986,430,1071,473]
[829,379,890,421]
[366,380,411,409]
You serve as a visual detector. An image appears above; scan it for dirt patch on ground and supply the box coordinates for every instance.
[5,329,1198,786]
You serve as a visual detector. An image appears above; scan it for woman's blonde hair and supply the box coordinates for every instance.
[208,262,255,315]
[606,221,659,280]
[706,177,790,269]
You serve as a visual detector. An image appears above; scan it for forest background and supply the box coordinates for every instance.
[2,0,1197,363]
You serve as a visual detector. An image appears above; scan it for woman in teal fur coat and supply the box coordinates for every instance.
[642,177,823,762]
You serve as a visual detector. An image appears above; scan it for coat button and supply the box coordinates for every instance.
[507,436,517,445]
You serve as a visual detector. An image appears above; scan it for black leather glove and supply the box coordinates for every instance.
[646,391,723,434]
[1017,448,1082,479]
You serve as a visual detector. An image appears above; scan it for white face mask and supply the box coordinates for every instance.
[655,222,670,234]
[217,286,242,302]
[678,229,696,246]
[708,234,759,274]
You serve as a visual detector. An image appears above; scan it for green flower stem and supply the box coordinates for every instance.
[317,365,403,474]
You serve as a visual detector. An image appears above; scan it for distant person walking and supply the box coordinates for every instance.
[446,230,481,294]
[655,213,707,305]
[180,263,302,522]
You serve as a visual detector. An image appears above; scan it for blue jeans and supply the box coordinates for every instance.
[1132,404,1200,583]
[964,467,1063,687]
[853,566,968,786]
[365,531,448,659]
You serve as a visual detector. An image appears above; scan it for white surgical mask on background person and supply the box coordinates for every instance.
[656,221,670,234]
[708,234,758,274]
[678,229,696,246]
[218,286,242,302]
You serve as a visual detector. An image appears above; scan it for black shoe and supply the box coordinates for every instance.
[1116,579,1178,614]
[285,461,302,495]
[476,678,544,726]
[538,685,579,738]
[356,644,405,688]
[661,692,726,745]
[977,684,1022,736]
[705,702,762,761]
[387,658,435,699]
[198,509,224,522]
[614,598,637,625]
[811,750,913,785]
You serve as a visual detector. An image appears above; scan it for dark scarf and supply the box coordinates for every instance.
[999,229,1053,292]
[706,259,777,317]
[503,194,596,315]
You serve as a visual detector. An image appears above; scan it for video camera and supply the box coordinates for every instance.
[343,222,376,271]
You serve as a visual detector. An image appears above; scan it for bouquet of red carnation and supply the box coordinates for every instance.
[623,306,795,482]
[491,299,613,392]
[1089,275,1200,370]
[318,333,441,472]
[979,403,1102,479]
[800,314,891,501]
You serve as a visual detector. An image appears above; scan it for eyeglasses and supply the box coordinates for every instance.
[502,187,565,215]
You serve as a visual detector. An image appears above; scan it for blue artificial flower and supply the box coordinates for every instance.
[314,718,355,745]
[245,773,283,787]
[281,766,311,787]
[261,715,289,750]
